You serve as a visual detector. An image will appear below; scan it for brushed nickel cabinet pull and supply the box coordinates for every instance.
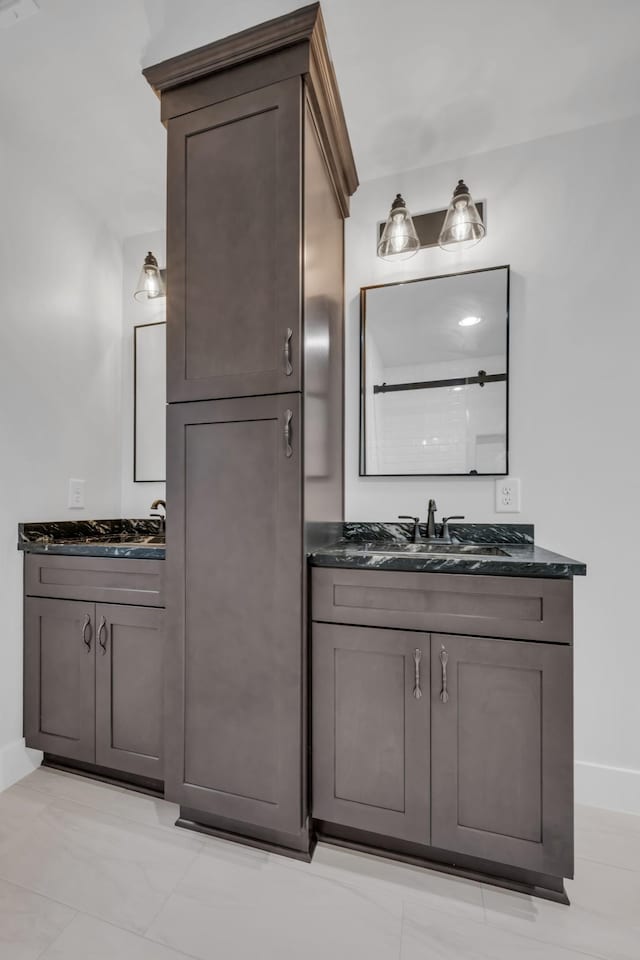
[97,616,107,655]
[284,409,293,458]
[82,614,91,651]
[440,645,450,703]
[284,328,293,376]
[413,648,423,699]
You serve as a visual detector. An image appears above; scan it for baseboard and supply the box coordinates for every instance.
[0,739,42,792]
[575,760,640,815]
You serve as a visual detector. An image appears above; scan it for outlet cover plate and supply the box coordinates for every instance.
[68,478,85,510]
[495,477,521,513]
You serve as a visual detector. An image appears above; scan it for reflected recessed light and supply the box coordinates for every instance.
[459,315,482,327]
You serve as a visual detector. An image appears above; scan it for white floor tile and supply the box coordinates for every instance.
[402,901,596,960]
[482,876,640,960]
[0,784,55,852]
[19,767,180,832]
[575,812,640,871]
[575,804,640,839]
[40,913,193,960]
[0,797,202,935]
[284,841,485,921]
[0,877,75,960]
[146,842,403,960]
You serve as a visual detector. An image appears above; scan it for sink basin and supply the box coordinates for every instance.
[365,542,509,558]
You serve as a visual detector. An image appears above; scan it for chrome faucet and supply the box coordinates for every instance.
[150,499,166,534]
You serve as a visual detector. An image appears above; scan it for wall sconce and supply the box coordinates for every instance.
[377,194,420,261]
[376,182,485,259]
[438,180,486,251]
[133,251,166,302]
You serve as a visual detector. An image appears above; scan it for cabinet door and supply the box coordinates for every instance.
[24,598,95,762]
[95,604,164,780]
[312,623,430,844]
[165,395,303,834]
[431,634,573,877]
[167,78,301,403]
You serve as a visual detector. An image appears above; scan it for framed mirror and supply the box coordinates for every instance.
[360,265,509,476]
[134,321,166,482]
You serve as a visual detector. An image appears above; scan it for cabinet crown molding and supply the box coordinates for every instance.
[142,2,358,214]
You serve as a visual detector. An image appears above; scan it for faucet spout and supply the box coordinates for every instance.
[426,499,437,539]
[150,499,166,533]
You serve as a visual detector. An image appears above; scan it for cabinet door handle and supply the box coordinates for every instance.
[284,409,293,458]
[440,645,450,703]
[97,616,107,655]
[413,648,423,699]
[284,327,293,376]
[82,614,91,651]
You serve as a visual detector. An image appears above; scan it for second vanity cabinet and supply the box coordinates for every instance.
[24,555,165,783]
[311,566,574,894]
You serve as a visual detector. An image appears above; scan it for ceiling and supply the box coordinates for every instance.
[1,0,639,240]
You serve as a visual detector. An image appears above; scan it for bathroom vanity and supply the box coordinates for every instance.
[17,3,587,909]
[309,522,586,903]
[19,521,166,790]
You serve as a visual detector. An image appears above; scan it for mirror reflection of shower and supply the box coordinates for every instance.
[360,266,509,477]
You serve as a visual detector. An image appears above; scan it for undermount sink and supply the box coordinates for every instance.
[365,542,509,558]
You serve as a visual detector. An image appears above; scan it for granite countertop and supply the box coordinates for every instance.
[18,519,165,560]
[309,522,586,579]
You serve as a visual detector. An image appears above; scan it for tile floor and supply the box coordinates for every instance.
[0,767,638,959]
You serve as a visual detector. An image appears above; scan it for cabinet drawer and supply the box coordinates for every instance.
[25,555,165,608]
[311,568,572,644]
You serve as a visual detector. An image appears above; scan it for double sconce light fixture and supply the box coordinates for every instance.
[133,252,166,302]
[377,180,485,261]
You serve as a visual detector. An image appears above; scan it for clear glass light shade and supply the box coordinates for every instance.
[134,251,166,301]
[438,180,485,252]
[377,194,420,261]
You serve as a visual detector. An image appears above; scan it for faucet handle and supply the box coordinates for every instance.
[398,515,421,543]
[440,515,465,542]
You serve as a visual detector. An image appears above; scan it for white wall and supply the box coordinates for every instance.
[346,114,640,813]
[0,135,124,788]
[120,231,166,518]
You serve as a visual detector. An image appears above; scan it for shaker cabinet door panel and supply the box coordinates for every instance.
[431,634,573,877]
[165,395,303,834]
[312,623,430,844]
[24,598,95,762]
[95,604,164,780]
[167,78,302,402]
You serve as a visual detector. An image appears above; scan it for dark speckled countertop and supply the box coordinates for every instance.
[309,522,586,579]
[18,519,165,560]
[18,519,586,578]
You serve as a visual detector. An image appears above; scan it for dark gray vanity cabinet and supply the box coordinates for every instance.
[165,395,303,834]
[165,79,302,404]
[312,623,430,844]
[24,598,96,763]
[24,556,165,782]
[310,566,574,896]
[95,604,165,780]
[431,633,573,878]
[145,5,357,855]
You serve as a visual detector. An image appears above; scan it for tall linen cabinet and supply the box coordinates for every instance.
[144,3,358,857]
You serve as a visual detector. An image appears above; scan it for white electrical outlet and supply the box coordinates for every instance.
[495,477,521,513]
[68,478,85,510]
